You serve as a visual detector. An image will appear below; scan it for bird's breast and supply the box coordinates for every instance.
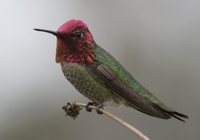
[60,62,114,104]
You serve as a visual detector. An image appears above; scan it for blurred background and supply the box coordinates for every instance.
[0,0,199,140]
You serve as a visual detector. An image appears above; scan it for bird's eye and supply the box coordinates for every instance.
[71,31,83,38]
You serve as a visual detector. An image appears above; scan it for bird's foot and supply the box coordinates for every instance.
[96,104,104,114]
[85,102,98,112]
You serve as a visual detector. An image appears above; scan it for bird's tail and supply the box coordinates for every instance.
[154,104,189,122]
[166,111,189,122]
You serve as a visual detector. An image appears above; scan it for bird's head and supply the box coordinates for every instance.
[34,19,96,64]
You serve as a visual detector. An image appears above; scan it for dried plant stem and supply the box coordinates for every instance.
[65,101,150,140]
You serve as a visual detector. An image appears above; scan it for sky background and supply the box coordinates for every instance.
[1,0,200,140]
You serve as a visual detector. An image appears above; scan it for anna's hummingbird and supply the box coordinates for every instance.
[34,19,188,122]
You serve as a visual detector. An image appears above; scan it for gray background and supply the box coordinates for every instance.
[1,0,199,140]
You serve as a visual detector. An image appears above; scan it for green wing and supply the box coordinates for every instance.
[87,45,188,121]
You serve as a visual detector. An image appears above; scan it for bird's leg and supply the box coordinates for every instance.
[85,102,98,112]
[85,102,105,114]
[96,104,104,114]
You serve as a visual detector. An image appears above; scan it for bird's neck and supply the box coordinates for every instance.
[56,42,97,64]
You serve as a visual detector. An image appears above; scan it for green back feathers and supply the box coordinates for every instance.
[93,46,172,111]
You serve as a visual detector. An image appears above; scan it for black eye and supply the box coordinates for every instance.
[71,31,83,38]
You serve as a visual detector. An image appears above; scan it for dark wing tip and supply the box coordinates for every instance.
[168,111,189,122]
[153,104,189,122]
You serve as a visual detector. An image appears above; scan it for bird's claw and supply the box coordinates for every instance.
[96,104,104,114]
[85,102,97,112]
[85,102,104,114]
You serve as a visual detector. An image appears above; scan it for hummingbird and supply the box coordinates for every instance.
[34,19,188,122]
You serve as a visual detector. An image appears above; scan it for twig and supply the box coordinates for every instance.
[62,101,150,140]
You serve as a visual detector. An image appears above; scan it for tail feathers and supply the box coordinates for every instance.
[167,111,189,122]
[153,104,189,122]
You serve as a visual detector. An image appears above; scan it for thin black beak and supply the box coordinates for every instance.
[34,28,61,37]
